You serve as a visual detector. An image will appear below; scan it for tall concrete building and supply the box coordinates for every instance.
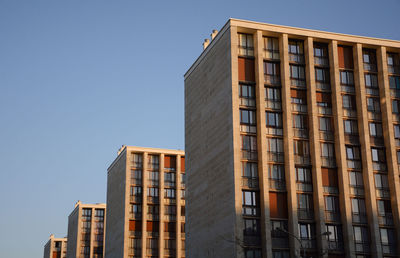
[105,146,186,258]
[43,234,67,258]
[67,201,106,258]
[185,18,400,258]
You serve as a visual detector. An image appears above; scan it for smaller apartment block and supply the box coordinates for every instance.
[105,146,186,258]
[43,234,67,258]
[67,201,106,258]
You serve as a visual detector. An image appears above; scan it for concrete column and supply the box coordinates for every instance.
[159,154,165,257]
[90,207,95,258]
[254,30,273,258]
[328,40,356,258]
[279,33,299,258]
[304,37,327,256]
[377,46,400,251]
[176,155,182,258]
[141,152,148,258]
[77,207,82,258]
[353,43,383,258]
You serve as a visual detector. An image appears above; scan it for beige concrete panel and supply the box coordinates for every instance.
[305,37,327,256]
[279,33,299,257]
[377,46,400,250]
[159,154,165,257]
[142,152,148,258]
[329,40,356,258]
[176,154,182,258]
[353,43,382,258]
[67,207,79,258]
[255,30,273,258]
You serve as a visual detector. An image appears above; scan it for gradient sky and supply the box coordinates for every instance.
[1,0,399,257]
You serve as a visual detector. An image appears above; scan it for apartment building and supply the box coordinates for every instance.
[185,18,400,258]
[105,146,186,258]
[66,201,106,258]
[43,234,67,258]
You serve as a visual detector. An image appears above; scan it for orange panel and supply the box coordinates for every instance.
[129,220,141,231]
[269,192,288,219]
[180,157,185,172]
[338,46,353,69]
[321,168,338,187]
[238,57,255,82]
[164,155,176,169]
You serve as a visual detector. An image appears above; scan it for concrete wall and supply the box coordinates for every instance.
[67,208,79,258]
[185,24,237,258]
[105,150,127,258]
[43,239,50,258]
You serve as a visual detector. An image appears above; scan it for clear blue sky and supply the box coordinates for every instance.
[0,0,399,257]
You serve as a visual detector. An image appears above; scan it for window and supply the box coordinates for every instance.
[389,76,400,89]
[242,162,258,178]
[238,33,254,56]
[340,71,354,85]
[130,186,142,196]
[377,200,391,216]
[245,249,262,258]
[264,37,279,59]
[131,169,142,181]
[148,155,159,170]
[147,187,159,197]
[380,228,395,246]
[349,171,364,187]
[394,125,400,138]
[290,65,305,80]
[268,164,285,180]
[165,239,176,249]
[181,189,185,199]
[298,223,315,239]
[264,61,280,76]
[321,143,335,158]
[164,155,176,171]
[266,111,282,128]
[267,138,284,153]
[164,205,176,215]
[130,204,141,214]
[243,218,260,236]
[242,135,257,152]
[314,44,329,66]
[265,87,281,101]
[272,251,289,258]
[371,148,385,162]
[271,220,288,237]
[293,114,308,129]
[293,140,309,156]
[129,238,141,249]
[319,117,332,131]
[240,109,256,125]
[346,146,360,160]
[289,40,304,55]
[82,208,92,219]
[296,167,311,183]
[326,225,342,242]
[148,205,159,215]
[351,198,366,214]
[240,84,255,99]
[365,74,378,88]
[344,120,358,134]
[315,68,330,83]
[132,153,143,168]
[342,95,356,109]
[297,193,313,210]
[353,226,369,243]
[369,122,382,137]
[392,99,400,113]
[242,191,259,216]
[164,172,176,184]
[325,196,339,212]
[164,188,176,198]
[367,97,380,112]
[147,238,158,248]
[363,49,377,70]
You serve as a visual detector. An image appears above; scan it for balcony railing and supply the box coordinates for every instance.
[376,188,390,198]
[323,186,339,194]
[390,89,400,98]
[164,215,176,221]
[341,85,355,93]
[298,209,314,220]
[301,239,317,249]
[266,127,283,136]
[344,134,360,145]
[368,111,381,121]
[266,152,284,163]
[147,197,159,204]
[318,106,332,115]
[164,249,176,256]
[314,57,329,67]
[240,97,256,107]
[352,213,368,224]
[243,235,262,246]
[131,162,142,169]
[321,157,336,168]
[129,231,142,237]
[350,186,365,196]
[146,248,159,256]
[382,244,396,255]
[291,79,306,88]
[128,248,141,256]
[347,160,362,170]
[395,138,400,147]
[269,179,286,191]
[372,162,387,171]
[365,87,379,96]
[354,242,370,253]
[388,65,400,74]
[327,241,344,251]
[369,136,384,146]
[319,131,334,141]
[294,155,311,165]
[363,63,377,72]
[289,53,305,64]
[129,213,142,220]
[325,211,341,222]
[147,214,159,221]
[378,214,394,226]
[242,150,258,161]
[148,180,159,187]
[343,108,357,118]
[265,100,282,110]
[147,232,159,237]
[264,49,280,60]
[240,125,257,134]
[296,183,313,192]
[291,103,308,113]
[293,128,309,138]
[271,237,289,249]
[164,181,176,188]
[130,178,142,185]
[265,75,281,86]
[316,82,331,91]
[241,177,259,189]
[393,113,400,123]
[164,198,176,205]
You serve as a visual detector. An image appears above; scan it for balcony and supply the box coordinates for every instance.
[242,150,258,161]
[294,155,311,165]
[296,182,313,192]
[388,65,400,74]
[344,134,360,145]
[301,239,317,249]
[264,49,280,60]
[319,131,334,141]
[373,162,387,171]
[323,186,339,194]
[289,53,304,64]
[298,209,314,220]
[130,178,142,185]
[129,231,142,237]
[240,125,257,134]
[164,215,176,221]
[368,111,381,121]
[378,213,394,226]
[342,108,357,118]
[266,127,283,136]
[147,197,159,204]
[354,242,370,253]
[164,232,177,238]
[269,179,286,191]
[327,241,344,252]
[130,213,142,220]
[365,87,379,96]
[382,244,396,255]
[370,136,384,146]
[240,97,256,108]
[128,248,141,256]
[131,162,142,169]
[363,63,377,72]
[164,181,176,188]
[265,75,281,86]
[321,157,336,168]
[318,106,332,115]
[341,85,355,93]
[146,248,159,256]
[265,100,282,110]
[271,237,289,249]
[314,56,329,67]
[147,214,159,221]
[390,89,400,98]
[347,160,362,170]
[352,213,368,224]
[164,249,176,256]
[241,177,259,189]
[243,235,262,246]
[350,186,365,196]
[164,198,176,205]
[291,103,308,113]
[291,79,306,88]
[148,180,159,187]
[293,128,309,138]
[325,211,341,222]
[147,232,159,237]
[376,188,390,198]
[393,113,400,123]
[266,152,284,163]
[395,138,400,147]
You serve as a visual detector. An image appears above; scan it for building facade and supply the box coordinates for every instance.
[67,201,106,258]
[43,234,67,258]
[105,146,186,258]
[185,19,400,258]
